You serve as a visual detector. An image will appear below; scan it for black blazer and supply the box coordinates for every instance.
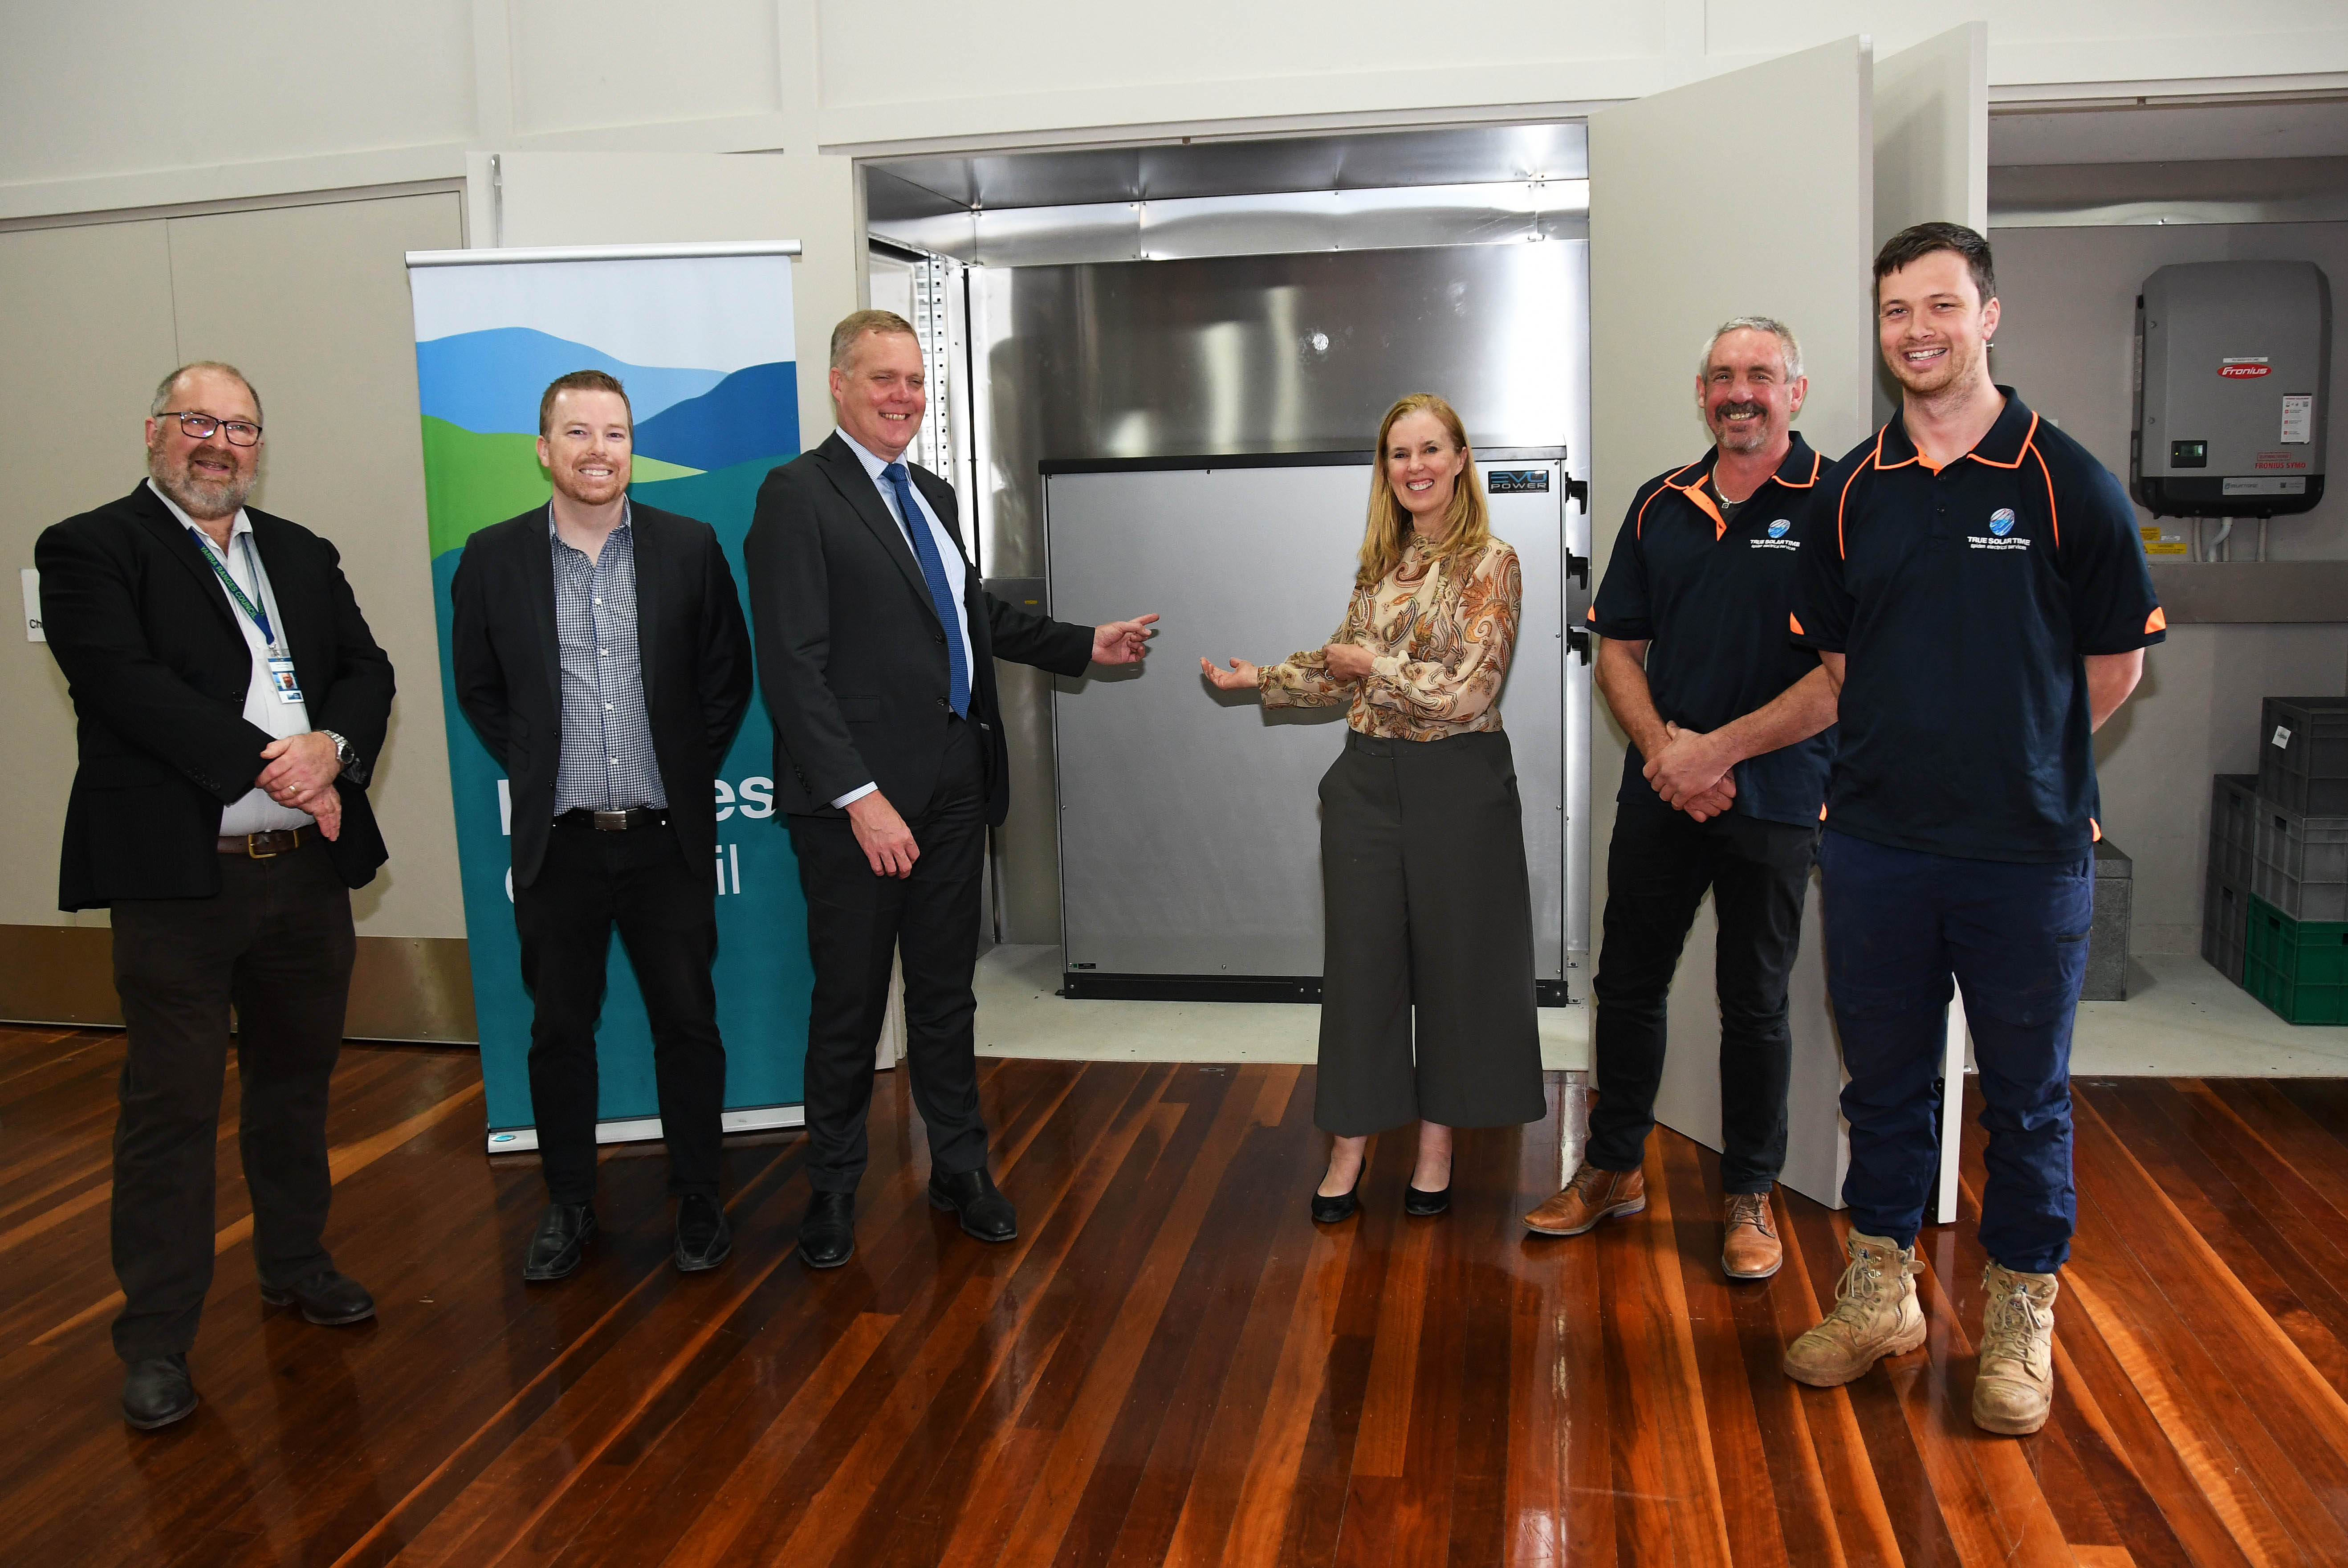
[36,482,395,909]
[449,502,753,888]
[744,433,1092,826]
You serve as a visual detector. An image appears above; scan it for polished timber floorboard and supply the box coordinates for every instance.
[6,1026,2348,1565]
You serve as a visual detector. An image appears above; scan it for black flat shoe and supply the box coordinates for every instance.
[523,1202,597,1282]
[928,1167,1018,1243]
[1310,1174,1361,1224]
[1404,1183,1452,1217]
[122,1354,197,1430]
[260,1267,377,1324]
[798,1190,856,1269]
[674,1194,731,1273]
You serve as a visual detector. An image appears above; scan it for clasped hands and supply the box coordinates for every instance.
[256,731,344,840]
[1645,721,1736,823]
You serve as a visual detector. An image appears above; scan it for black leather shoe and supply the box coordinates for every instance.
[798,1190,856,1269]
[1311,1174,1361,1224]
[122,1354,197,1430]
[928,1167,1018,1242]
[674,1194,732,1273]
[523,1202,597,1282]
[1404,1184,1452,1217]
[260,1268,377,1325]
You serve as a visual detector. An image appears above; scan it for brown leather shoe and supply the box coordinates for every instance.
[1523,1161,1646,1236]
[1722,1191,1783,1280]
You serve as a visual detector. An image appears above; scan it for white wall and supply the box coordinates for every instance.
[5,2,2344,222]
[1991,221,2348,951]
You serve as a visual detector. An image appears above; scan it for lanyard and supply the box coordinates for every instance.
[189,528,277,650]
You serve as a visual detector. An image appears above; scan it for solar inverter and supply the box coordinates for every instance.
[2131,259,2330,518]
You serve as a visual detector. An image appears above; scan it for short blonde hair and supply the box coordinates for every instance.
[830,309,918,371]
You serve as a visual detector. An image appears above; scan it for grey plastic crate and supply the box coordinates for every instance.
[2251,795,2348,922]
[2213,773,2259,889]
[2259,696,2348,817]
[2204,869,2249,985]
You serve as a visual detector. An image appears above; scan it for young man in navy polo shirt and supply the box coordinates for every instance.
[1525,318,1838,1281]
[1785,224,2163,1435]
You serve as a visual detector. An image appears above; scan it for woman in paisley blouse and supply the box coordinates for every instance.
[1203,393,1546,1221]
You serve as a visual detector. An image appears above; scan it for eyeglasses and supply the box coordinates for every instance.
[157,411,262,446]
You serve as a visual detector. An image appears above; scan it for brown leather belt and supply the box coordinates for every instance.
[555,806,670,831]
[219,828,305,858]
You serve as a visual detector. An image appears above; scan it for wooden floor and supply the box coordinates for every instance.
[5,1026,2348,1567]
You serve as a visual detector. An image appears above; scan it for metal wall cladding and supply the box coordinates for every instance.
[971,240,1591,576]
[968,239,1592,945]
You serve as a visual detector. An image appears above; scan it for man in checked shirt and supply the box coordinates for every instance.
[452,371,753,1283]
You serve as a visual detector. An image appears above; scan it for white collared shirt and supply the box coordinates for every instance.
[831,428,977,809]
[149,479,314,835]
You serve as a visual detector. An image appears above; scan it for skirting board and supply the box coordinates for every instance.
[0,924,479,1043]
[484,1103,805,1155]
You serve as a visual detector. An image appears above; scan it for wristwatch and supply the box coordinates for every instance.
[317,729,367,786]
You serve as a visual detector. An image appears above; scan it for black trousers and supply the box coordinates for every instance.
[1586,790,1815,1193]
[1314,729,1546,1136]
[108,835,354,1363]
[789,715,989,1194]
[513,819,726,1204]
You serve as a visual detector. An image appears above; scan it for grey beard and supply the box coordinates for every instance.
[151,456,252,520]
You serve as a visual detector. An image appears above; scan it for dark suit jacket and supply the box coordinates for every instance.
[744,433,1092,826]
[36,482,395,909]
[449,501,753,888]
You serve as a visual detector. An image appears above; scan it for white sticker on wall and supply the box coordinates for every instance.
[2274,725,2294,750]
[20,568,40,642]
[2280,395,2313,444]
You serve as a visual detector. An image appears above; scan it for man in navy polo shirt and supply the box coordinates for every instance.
[1524,317,1838,1282]
[1784,223,2163,1436]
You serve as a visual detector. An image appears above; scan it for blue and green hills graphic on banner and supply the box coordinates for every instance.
[415,328,800,556]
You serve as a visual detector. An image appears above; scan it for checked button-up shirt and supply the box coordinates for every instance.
[550,506,667,813]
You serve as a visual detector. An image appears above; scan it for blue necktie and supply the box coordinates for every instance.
[883,462,969,718]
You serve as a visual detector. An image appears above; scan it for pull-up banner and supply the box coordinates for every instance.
[403,242,810,1151]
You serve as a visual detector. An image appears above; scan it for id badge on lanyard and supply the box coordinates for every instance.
[193,528,305,703]
[266,653,305,704]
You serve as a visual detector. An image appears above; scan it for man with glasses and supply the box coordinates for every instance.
[37,362,396,1430]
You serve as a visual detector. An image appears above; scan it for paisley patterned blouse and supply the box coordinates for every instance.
[1258,535,1521,741]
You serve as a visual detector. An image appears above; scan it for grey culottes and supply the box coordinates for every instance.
[1314,727,1547,1135]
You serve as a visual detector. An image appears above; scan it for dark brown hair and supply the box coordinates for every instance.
[539,370,631,436]
[1873,221,1996,307]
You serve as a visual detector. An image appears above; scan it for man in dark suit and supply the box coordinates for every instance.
[746,310,1155,1269]
[38,361,396,1430]
[451,371,753,1283]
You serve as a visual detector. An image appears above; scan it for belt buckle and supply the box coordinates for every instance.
[246,829,290,859]
[593,809,630,831]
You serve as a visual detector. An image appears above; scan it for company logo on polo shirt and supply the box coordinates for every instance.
[1768,518,1790,538]
[1990,509,2016,536]
[1968,506,2032,551]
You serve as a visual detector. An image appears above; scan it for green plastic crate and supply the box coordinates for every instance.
[2242,894,2348,1025]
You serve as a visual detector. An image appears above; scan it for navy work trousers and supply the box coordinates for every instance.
[1819,829,2092,1275]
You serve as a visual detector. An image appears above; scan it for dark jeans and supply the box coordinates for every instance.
[1314,729,1546,1136]
[789,715,989,1194]
[108,835,354,1363]
[1587,792,1814,1193]
[1819,829,2091,1275]
[513,819,726,1204]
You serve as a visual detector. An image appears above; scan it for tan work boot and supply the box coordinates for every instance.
[1523,1161,1646,1236]
[1782,1229,1926,1386]
[1722,1192,1783,1280]
[1973,1261,2059,1435]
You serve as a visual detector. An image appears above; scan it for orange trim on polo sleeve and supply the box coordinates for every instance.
[1586,606,1597,623]
[2146,606,2167,634]
[1789,612,1806,636]
[2090,818,2102,843]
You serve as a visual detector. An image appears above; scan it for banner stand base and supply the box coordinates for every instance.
[484,1104,806,1155]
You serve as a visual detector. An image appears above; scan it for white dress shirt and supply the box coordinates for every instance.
[149,479,315,835]
[831,429,977,809]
